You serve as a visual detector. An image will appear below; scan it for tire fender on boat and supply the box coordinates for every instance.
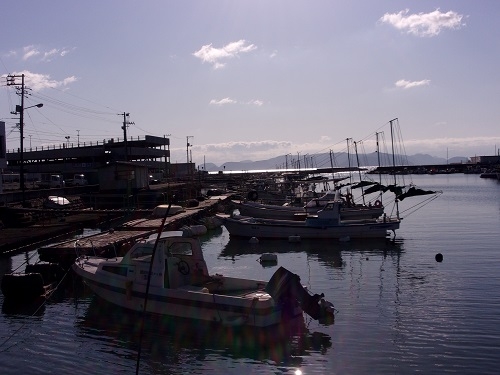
[374,200,382,208]
[247,190,259,201]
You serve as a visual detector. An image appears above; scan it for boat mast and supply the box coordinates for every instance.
[375,131,383,204]
[353,141,366,205]
[389,118,400,218]
[329,149,337,190]
[346,138,352,184]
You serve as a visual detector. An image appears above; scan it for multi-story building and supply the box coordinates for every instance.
[5,135,171,184]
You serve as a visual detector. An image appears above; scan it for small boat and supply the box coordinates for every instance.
[1,262,65,303]
[219,200,400,240]
[72,231,335,327]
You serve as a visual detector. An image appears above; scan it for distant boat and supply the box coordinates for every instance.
[479,171,498,179]
[72,231,335,327]
[219,200,399,240]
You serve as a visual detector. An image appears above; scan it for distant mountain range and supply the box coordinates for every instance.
[199,152,470,172]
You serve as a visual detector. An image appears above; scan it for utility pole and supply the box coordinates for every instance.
[77,130,80,147]
[120,112,134,161]
[186,136,193,179]
[7,74,42,206]
[186,136,193,164]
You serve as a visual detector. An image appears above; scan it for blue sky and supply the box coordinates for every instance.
[1,1,499,166]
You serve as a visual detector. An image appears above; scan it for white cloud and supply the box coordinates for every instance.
[395,79,431,89]
[193,39,257,69]
[380,8,465,37]
[209,98,264,106]
[6,70,78,91]
[16,45,74,61]
[23,45,40,60]
[42,47,73,61]
[248,100,263,106]
[210,97,237,105]
[170,136,500,166]
[171,137,346,165]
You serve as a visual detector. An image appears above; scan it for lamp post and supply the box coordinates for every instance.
[15,102,43,206]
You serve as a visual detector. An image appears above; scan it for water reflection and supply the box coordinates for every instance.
[77,295,332,369]
[220,237,404,270]
[2,299,47,316]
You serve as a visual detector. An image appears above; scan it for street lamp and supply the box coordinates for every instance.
[12,102,43,207]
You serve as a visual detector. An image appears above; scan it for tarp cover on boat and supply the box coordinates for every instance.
[397,186,437,201]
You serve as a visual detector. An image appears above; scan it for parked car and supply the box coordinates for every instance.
[66,174,88,186]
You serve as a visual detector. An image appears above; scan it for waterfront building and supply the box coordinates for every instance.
[4,135,174,184]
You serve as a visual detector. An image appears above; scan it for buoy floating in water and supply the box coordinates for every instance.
[259,253,277,262]
[249,237,259,244]
[435,253,443,262]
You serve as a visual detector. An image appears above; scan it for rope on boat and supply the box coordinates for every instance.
[398,192,443,218]
[10,251,39,273]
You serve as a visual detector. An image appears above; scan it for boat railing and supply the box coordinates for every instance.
[74,239,96,259]
[74,239,119,260]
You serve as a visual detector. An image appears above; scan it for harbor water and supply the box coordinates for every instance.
[0,174,499,374]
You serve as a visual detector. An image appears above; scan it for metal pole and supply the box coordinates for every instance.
[20,74,25,206]
[122,112,128,161]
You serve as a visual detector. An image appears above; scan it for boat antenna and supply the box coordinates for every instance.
[135,201,172,375]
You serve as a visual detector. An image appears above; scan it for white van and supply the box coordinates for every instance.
[40,174,64,188]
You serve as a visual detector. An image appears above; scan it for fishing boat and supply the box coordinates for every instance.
[219,200,400,240]
[232,190,384,221]
[72,231,335,327]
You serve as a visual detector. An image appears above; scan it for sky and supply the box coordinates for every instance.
[1,1,500,167]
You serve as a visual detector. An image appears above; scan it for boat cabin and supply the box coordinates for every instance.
[305,201,341,227]
[116,231,210,289]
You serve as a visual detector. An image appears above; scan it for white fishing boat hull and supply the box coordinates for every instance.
[220,200,399,240]
[234,200,384,221]
[72,232,333,328]
[74,257,283,327]
[220,215,399,239]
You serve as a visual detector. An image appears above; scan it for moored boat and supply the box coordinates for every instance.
[233,190,384,221]
[219,200,399,240]
[72,231,335,327]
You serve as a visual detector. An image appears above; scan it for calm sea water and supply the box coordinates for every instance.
[0,174,499,374]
